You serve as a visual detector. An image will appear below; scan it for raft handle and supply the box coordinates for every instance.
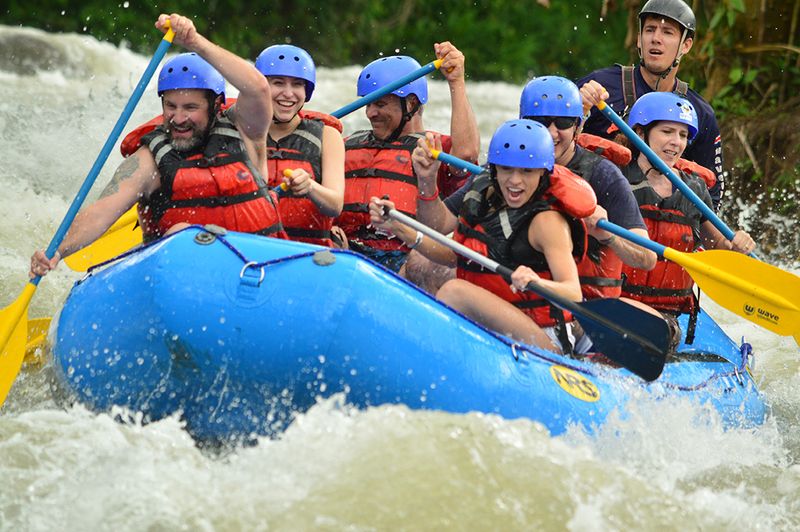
[240,261,265,286]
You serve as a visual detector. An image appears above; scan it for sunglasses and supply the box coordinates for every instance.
[527,116,578,130]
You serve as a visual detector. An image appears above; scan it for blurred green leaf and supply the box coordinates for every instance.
[709,7,726,30]
[730,0,746,13]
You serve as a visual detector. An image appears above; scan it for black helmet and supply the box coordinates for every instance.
[639,0,696,37]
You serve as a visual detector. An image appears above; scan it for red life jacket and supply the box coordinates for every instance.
[298,109,343,133]
[576,132,632,167]
[267,112,338,246]
[674,157,716,189]
[454,167,592,329]
[135,112,286,241]
[121,114,163,157]
[337,131,423,251]
[621,169,702,314]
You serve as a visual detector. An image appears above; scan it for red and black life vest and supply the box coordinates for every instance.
[267,110,341,247]
[576,132,632,167]
[567,147,626,299]
[454,166,594,329]
[621,167,704,314]
[133,111,285,241]
[674,157,716,190]
[337,131,423,251]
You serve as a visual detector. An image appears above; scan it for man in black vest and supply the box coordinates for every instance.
[577,0,725,211]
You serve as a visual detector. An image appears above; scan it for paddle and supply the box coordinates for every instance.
[384,208,669,381]
[64,205,141,272]
[431,148,484,175]
[330,58,443,119]
[24,317,51,368]
[0,25,175,407]
[598,219,800,345]
[594,101,756,258]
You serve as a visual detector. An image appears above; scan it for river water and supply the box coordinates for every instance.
[1,25,799,530]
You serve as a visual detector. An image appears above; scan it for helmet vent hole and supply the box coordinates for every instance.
[278,55,285,60]
[365,74,371,79]
[167,67,174,73]
[504,142,510,149]
[293,56,300,61]
[519,144,526,150]
[181,66,188,72]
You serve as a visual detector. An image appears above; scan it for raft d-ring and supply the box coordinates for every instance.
[511,343,520,361]
[239,261,265,285]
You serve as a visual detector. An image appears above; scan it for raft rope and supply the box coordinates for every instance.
[84,225,752,392]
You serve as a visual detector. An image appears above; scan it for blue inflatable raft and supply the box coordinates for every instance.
[52,226,767,442]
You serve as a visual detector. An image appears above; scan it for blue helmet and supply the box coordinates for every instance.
[627,92,698,140]
[357,55,428,104]
[487,119,555,171]
[158,53,225,102]
[255,45,316,101]
[519,76,583,119]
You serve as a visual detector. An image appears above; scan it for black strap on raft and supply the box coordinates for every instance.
[684,290,699,345]
[551,307,574,356]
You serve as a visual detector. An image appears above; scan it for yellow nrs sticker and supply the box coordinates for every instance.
[550,365,600,403]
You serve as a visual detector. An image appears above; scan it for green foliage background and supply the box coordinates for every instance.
[3,1,627,82]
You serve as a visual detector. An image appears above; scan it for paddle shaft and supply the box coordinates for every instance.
[386,208,666,359]
[431,148,484,175]
[597,219,666,255]
[597,219,797,310]
[330,59,442,119]
[595,101,748,250]
[33,28,175,286]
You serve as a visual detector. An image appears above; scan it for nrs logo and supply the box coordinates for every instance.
[550,366,600,403]
[744,304,755,315]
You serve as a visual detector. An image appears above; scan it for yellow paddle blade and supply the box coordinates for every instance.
[0,283,36,406]
[665,248,800,341]
[24,317,51,368]
[64,206,142,272]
